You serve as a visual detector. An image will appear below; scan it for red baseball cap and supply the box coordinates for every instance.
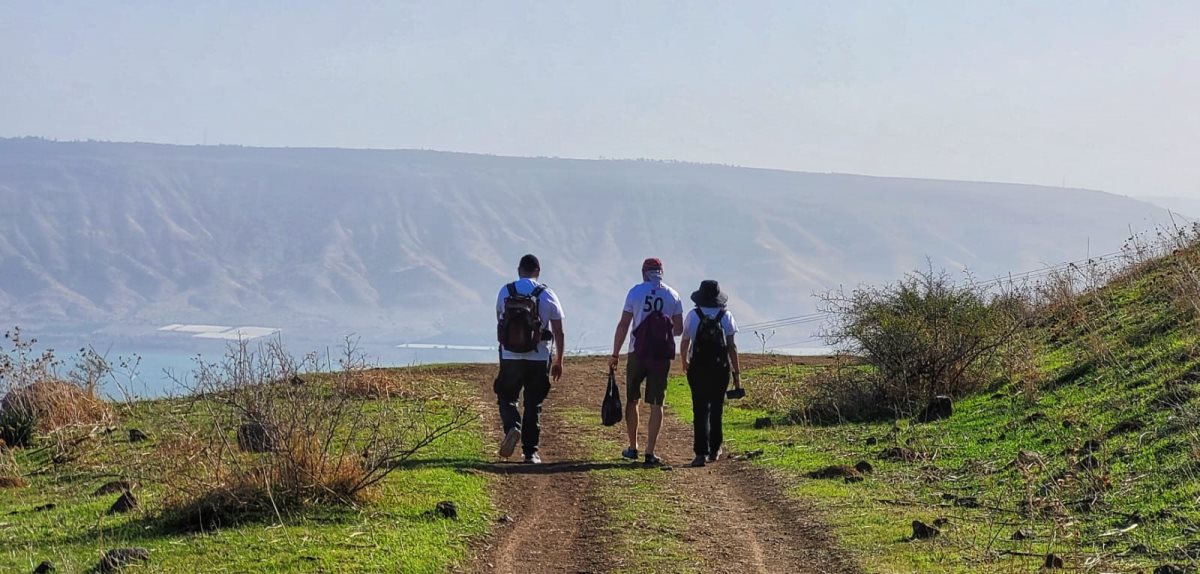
[642,258,663,271]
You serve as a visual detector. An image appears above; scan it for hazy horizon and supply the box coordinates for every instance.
[2,2,1197,198]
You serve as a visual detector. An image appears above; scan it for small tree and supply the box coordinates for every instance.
[820,268,1027,415]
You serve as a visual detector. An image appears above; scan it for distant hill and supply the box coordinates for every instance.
[1141,195,1200,220]
[0,138,1169,346]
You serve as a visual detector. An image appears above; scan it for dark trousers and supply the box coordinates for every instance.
[494,359,551,456]
[687,364,730,458]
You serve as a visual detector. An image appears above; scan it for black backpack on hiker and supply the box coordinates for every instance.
[690,308,729,369]
[632,306,676,374]
[498,283,545,354]
[601,369,623,426]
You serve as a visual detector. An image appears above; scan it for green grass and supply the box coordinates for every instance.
[0,367,494,573]
[664,250,1200,573]
[561,408,698,574]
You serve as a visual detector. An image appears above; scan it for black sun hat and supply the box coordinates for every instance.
[691,280,728,308]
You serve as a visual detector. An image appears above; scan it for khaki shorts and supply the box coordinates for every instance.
[626,354,670,406]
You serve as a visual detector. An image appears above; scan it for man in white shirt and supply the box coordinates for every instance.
[608,257,684,466]
[679,280,742,467]
[495,254,565,464]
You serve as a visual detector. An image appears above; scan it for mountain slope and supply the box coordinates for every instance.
[0,138,1169,344]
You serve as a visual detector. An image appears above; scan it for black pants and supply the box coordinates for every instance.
[494,359,551,456]
[687,364,730,458]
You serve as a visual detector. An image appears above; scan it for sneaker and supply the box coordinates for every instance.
[621,447,639,460]
[644,454,664,467]
[499,428,521,458]
[523,452,542,464]
[689,455,706,468]
[707,449,722,463]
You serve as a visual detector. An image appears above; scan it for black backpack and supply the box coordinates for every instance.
[691,308,729,368]
[498,283,545,354]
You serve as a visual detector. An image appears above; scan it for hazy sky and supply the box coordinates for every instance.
[2,1,1197,197]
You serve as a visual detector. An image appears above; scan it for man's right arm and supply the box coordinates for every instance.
[609,311,634,370]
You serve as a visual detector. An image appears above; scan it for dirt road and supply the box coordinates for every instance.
[466,356,858,574]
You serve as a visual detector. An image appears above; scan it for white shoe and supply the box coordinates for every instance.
[499,428,521,458]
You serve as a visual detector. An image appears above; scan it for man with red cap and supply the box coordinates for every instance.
[608,257,684,466]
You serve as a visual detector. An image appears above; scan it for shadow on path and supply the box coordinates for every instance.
[393,456,642,476]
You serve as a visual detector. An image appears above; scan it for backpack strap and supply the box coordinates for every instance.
[531,285,546,299]
[506,282,518,298]
[715,309,726,323]
[694,307,706,322]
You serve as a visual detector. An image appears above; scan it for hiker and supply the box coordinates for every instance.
[495,254,565,464]
[679,280,741,467]
[608,258,684,466]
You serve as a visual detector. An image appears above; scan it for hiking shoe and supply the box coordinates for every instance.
[644,454,664,467]
[499,428,521,458]
[707,449,722,463]
[689,455,706,468]
[621,447,638,460]
[523,452,542,464]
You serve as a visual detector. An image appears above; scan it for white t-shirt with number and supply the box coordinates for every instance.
[496,278,565,362]
[622,280,684,352]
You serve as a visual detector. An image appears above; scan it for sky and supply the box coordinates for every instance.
[1,1,1198,197]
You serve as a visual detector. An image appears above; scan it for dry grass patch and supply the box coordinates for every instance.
[148,338,473,532]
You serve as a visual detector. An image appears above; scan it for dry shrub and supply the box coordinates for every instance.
[1,328,117,448]
[789,365,890,425]
[0,448,25,488]
[151,337,472,531]
[158,434,373,531]
[0,380,112,434]
[337,368,416,399]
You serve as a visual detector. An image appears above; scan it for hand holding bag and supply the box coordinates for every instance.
[601,368,624,426]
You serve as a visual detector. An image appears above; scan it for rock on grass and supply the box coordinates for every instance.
[911,520,940,540]
[92,480,137,497]
[1043,553,1064,569]
[916,395,953,422]
[880,447,922,462]
[434,501,458,519]
[806,465,861,480]
[1153,566,1187,574]
[33,561,55,573]
[127,429,150,443]
[1011,528,1035,541]
[107,491,138,515]
[96,548,149,572]
[1106,418,1145,438]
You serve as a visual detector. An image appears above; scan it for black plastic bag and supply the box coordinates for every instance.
[601,369,623,426]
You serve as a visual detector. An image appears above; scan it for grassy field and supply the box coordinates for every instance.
[664,251,1200,573]
[0,367,494,574]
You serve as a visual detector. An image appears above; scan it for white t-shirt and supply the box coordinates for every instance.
[682,307,738,359]
[621,280,684,352]
[496,278,564,362]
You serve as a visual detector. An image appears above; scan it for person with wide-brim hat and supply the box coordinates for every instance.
[680,279,742,467]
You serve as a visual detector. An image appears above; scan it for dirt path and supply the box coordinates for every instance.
[465,356,857,574]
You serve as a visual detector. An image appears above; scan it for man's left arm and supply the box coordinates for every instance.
[546,290,566,381]
[550,319,565,381]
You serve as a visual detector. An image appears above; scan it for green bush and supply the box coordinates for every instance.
[820,268,1027,417]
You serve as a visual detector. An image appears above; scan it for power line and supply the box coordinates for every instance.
[743,248,1135,343]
